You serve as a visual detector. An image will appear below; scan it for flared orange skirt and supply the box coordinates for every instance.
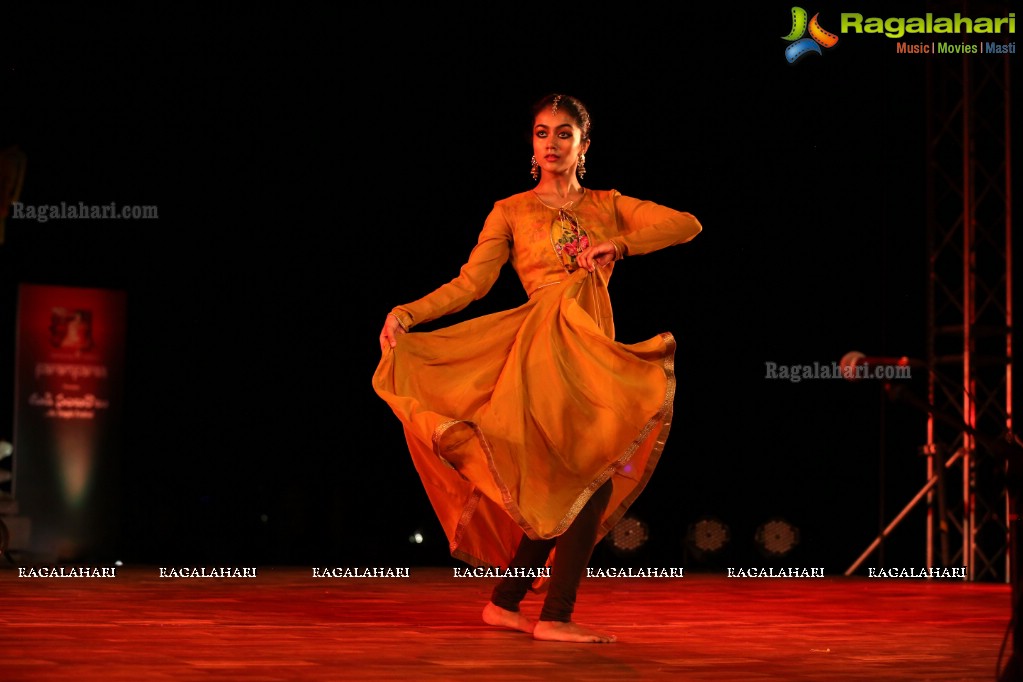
[372,268,676,568]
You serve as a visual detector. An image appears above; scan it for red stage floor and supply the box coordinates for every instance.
[0,565,1014,681]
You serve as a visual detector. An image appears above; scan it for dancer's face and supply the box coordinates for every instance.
[532,109,589,179]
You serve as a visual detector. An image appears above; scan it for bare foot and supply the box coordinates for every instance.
[482,602,534,634]
[532,620,616,643]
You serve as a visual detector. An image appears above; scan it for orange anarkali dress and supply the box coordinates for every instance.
[372,188,701,568]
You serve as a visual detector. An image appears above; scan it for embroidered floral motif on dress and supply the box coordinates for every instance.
[551,208,590,272]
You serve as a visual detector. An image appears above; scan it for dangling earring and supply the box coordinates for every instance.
[577,154,586,180]
[530,155,539,181]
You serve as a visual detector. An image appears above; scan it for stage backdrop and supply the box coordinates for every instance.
[13,283,125,562]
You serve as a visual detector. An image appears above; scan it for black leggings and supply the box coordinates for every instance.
[490,480,613,622]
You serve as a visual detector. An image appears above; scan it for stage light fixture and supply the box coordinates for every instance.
[0,440,11,493]
[755,518,800,557]
[687,516,731,557]
[605,515,649,554]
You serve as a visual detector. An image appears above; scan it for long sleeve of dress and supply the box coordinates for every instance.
[390,206,513,330]
[610,193,702,258]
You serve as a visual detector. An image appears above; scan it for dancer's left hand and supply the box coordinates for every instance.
[576,241,617,272]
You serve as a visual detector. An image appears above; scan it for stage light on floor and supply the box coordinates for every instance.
[686,516,730,558]
[755,518,800,558]
[0,440,11,493]
[605,515,648,554]
[409,531,424,544]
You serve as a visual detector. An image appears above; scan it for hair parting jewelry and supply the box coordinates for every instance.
[577,153,586,180]
[530,155,539,181]
[551,94,562,114]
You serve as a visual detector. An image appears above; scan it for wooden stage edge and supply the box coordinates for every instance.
[0,565,1016,682]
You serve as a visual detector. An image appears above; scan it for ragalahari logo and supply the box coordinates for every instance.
[783,7,839,63]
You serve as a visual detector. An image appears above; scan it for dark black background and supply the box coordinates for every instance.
[0,2,1017,573]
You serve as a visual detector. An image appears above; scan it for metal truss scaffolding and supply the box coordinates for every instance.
[924,2,1013,582]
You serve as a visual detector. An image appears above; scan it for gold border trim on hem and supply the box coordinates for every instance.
[433,418,542,560]
[597,331,676,539]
